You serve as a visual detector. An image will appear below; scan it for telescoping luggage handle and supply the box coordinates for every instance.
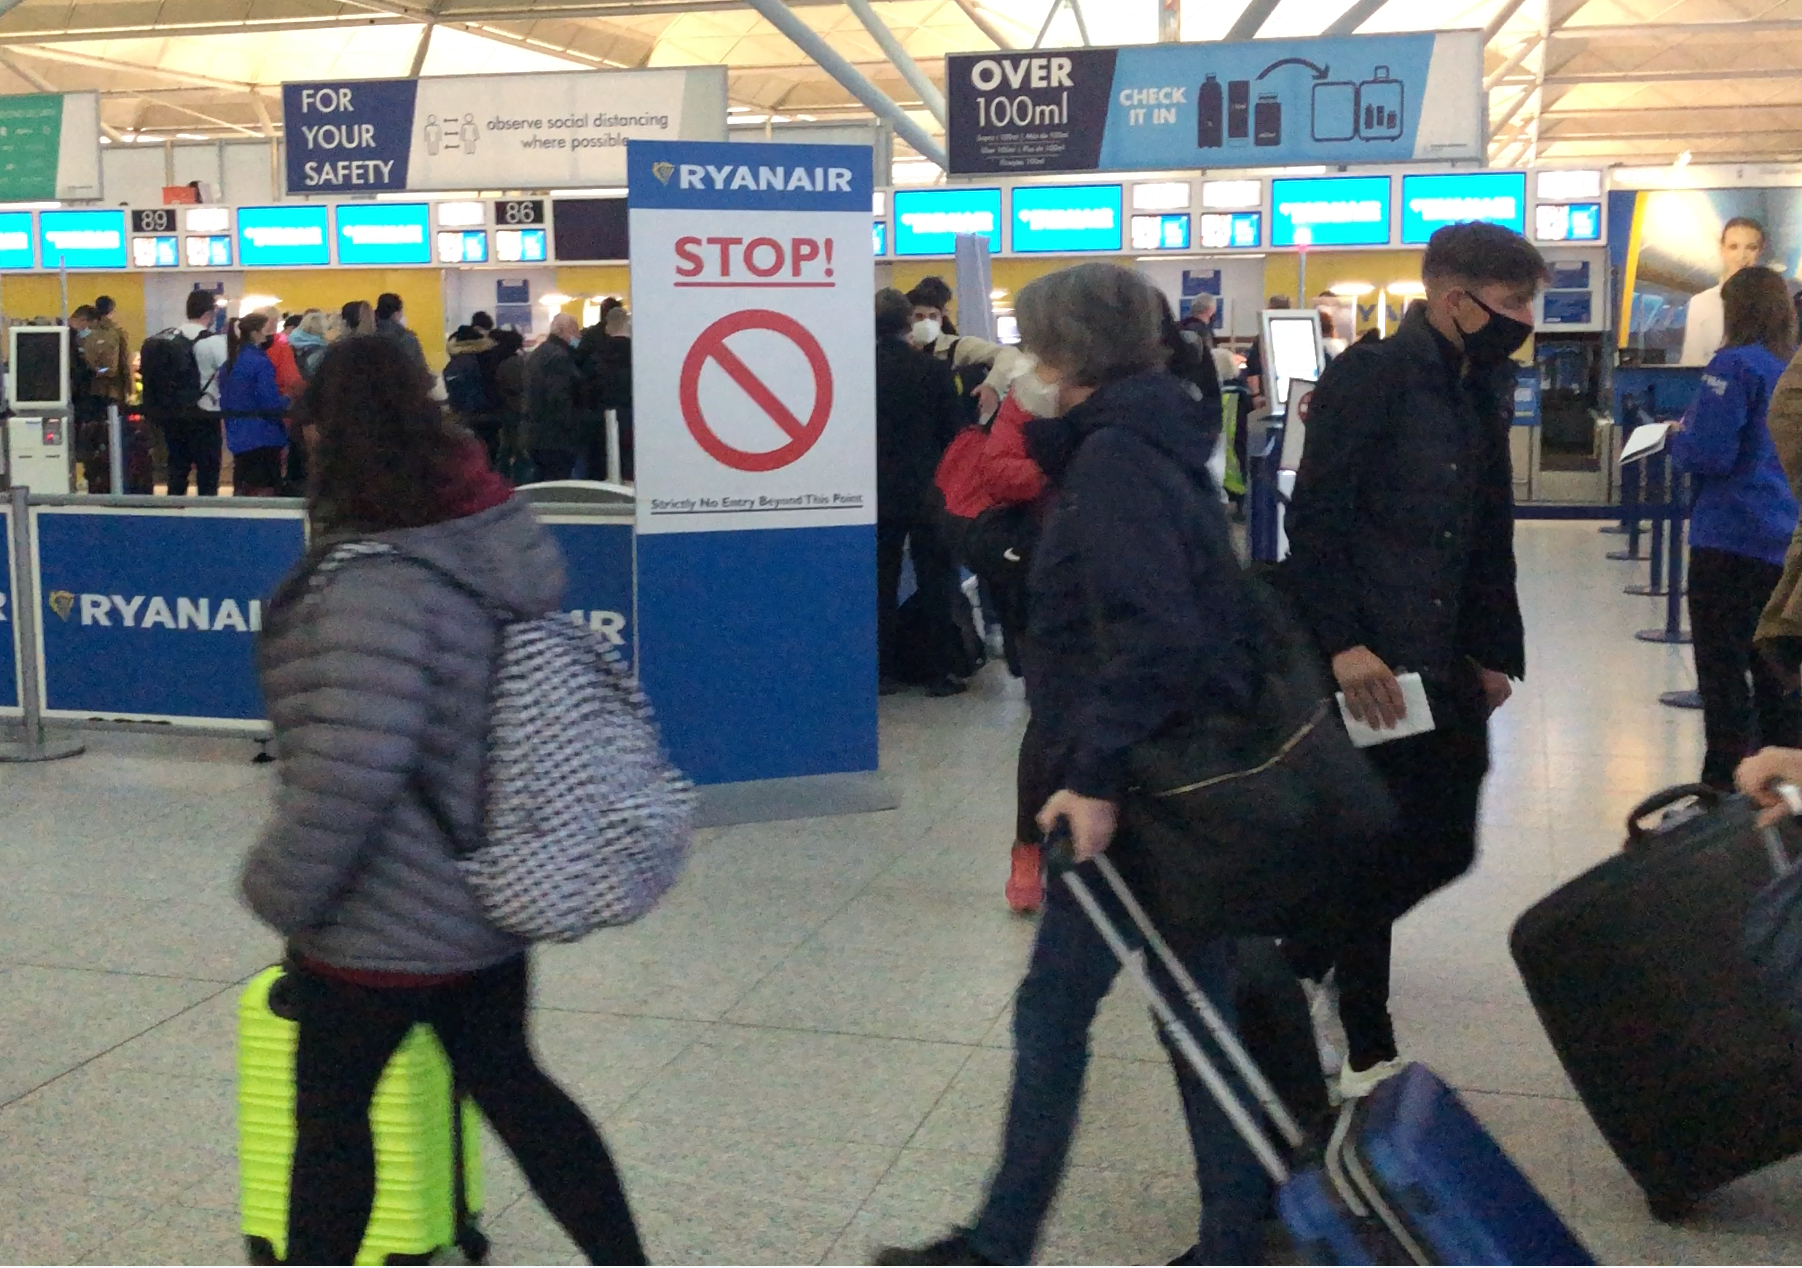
[1045,827,1302,1186]
[1758,782,1802,876]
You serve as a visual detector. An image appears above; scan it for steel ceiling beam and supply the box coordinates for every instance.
[1541,126,1802,141]
[1484,34,1540,90]
[7,44,259,93]
[1223,0,1283,42]
[844,0,946,126]
[146,97,262,137]
[0,14,413,44]
[1550,18,1802,39]
[1543,66,1802,85]
[948,0,1016,49]
[1323,0,1391,37]
[740,0,947,168]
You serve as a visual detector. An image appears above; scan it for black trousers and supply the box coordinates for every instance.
[158,412,221,497]
[876,516,957,681]
[232,446,284,496]
[1690,546,1802,789]
[1016,711,1059,846]
[1286,685,1489,1069]
[288,956,644,1266]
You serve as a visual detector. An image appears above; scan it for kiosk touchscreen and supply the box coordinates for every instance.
[10,326,71,412]
[1260,310,1324,415]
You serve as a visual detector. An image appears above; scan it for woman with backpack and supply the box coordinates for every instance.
[240,334,647,1264]
[219,312,290,496]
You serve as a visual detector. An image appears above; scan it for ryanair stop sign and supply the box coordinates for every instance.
[628,140,875,534]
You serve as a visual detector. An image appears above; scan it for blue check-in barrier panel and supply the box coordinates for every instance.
[0,503,18,716]
[540,516,636,666]
[31,506,307,728]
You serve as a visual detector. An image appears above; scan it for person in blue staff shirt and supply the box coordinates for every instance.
[1672,264,1802,790]
[219,311,290,497]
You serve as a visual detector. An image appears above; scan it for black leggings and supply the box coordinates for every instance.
[1690,547,1802,789]
[288,956,645,1265]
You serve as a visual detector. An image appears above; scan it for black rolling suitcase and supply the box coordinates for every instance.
[1510,784,1802,1220]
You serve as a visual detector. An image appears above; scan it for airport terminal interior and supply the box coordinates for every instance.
[6,0,1802,1263]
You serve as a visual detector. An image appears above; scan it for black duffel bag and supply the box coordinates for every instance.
[1108,572,1397,940]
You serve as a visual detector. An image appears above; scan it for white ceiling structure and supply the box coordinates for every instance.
[0,0,1797,172]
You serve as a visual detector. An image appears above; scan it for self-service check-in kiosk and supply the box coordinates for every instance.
[2,326,73,492]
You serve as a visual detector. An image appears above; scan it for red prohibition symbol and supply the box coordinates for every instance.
[677,308,834,473]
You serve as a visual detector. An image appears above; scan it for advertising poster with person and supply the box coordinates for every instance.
[1611,186,1802,362]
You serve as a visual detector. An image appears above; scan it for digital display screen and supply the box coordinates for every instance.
[1131,213,1191,251]
[437,229,489,264]
[186,235,232,268]
[1534,201,1601,243]
[1265,313,1323,410]
[1010,184,1123,253]
[39,209,128,269]
[1270,176,1391,247]
[185,206,231,234]
[496,227,547,263]
[551,198,628,261]
[132,235,179,268]
[238,205,330,266]
[336,202,431,265]
[1400,171,1526,244]
[14,329,65,409]
[892,187,1002,256]
[0,211,34,269]
[1199,212,1261,249]
[873,221,887,256]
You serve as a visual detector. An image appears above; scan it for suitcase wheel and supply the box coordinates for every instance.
[456,1221,491,1265]
[1648,1190,1697,1224]
[244,1235,279,1266]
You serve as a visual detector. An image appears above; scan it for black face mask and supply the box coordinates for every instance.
[1457,292,1533,365]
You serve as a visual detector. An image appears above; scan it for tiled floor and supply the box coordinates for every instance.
[1,520,1795,1265]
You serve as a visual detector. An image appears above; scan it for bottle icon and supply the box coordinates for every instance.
[1227,80,1251,146]
[1198,74,1223,149]
[1357,66,1404,141]
[1254,93,1282,146]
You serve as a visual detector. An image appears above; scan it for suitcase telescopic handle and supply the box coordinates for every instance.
[1624,783,1721,847]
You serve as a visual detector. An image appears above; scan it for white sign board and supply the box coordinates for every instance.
[628,140,875,535]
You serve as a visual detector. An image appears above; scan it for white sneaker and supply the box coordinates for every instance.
[1337,1056,1407,1100]
[1302,975,1343,1080]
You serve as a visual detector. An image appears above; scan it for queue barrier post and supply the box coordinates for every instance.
[1606,459,1645,560]
[0,486,84,762]
[1627,452,1669,597]
[605,409,623,486]
[1638,469,1691,646]
[106,404,125,498]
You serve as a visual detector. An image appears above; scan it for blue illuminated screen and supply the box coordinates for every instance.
[1535,202,1601,243]
[238,206,330,266]
[1400,171,1527,244]
[1131,213,1191,251]
[39,209,128,269]
[336,202,431,265]
[437,229,489,264]
[1270,176,1391,247]
[0,211,33,268]
[873,221,887,256]
[893,188,1002,256]
[1010,184,1123,253]
[1199,212,1262,249]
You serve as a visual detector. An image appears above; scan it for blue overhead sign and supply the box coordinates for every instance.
[38,209,126,269]
[238,205,330,266]
[1010,183,1122,253]
[892,187,1002,255]
[336,201,432,264]
[1271,175,1391,247]
[626,139,870,212]
[1400,171,1526,243]
[946,32,1484,175]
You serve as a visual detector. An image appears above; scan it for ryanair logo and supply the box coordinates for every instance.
[652,161,675,185]
[676,162,854,193]
[567,608,627,647]
[1704,372,1729,397]
[54,593,262,632]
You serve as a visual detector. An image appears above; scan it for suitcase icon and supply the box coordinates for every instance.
[1357,66,1403,141]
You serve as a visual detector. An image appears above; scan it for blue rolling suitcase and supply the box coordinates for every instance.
[1053,845,1593,1265]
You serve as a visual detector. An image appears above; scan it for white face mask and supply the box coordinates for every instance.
[1012,372,1063,419]
[912,318,942,347]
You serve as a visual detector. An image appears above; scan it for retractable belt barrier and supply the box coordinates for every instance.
[0,488,636,750]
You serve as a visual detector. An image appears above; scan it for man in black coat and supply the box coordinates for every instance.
[1283,222,1547,1097]
[874,287,964,695]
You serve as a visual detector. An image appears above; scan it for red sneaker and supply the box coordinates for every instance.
[1005,842,1044,915]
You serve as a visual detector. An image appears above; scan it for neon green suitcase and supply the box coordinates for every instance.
[238,965,488,1265]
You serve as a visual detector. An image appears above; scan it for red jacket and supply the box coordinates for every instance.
[267,333,305,405]
[977,394,1049,507]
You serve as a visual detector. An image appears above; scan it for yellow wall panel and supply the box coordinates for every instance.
[243,268,447,369]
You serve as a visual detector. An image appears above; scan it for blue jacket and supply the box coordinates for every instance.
[1022,371,1254,801]
[220,342,290,454]
[1673,344,1799,566]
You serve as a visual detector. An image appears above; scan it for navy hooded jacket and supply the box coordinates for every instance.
[1022,370,1255,802]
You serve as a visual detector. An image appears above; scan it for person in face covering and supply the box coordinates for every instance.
[907,276,1024,423]
[878,263,1269,1267]
[1281,222,1546,1100]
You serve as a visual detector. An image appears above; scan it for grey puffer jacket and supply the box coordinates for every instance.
[241,495,566,973]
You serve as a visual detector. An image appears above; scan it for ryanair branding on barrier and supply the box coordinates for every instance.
[568,608,627,646]
[670,163,854,193]
[50,591,264,633]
